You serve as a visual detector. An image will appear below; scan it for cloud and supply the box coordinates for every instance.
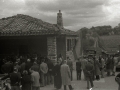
[24,0,105,14]
[0,0,120,31]
[102,0,120,21]
[0,0,27,17]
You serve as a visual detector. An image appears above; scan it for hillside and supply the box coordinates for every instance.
[100,35,120,54]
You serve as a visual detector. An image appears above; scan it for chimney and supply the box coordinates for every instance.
[57,10,63,28]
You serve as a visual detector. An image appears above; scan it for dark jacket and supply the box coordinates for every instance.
[94,60,101,75]
[52,64,62,89]
[47,60,54,74]
[106,58,114,70]
[20,62,26,73]
[1,72,21,86]
[31,63,39,72]
[76,61,82,71]
[21,75,31,90]
[67,60,73,71]
[84,61,94,77]
[25,62,33,72]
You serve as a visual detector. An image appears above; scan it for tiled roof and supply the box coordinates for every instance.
[0,14,77,36]
[53,24,77,35]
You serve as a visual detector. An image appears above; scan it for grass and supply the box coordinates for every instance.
[100,35,120,48]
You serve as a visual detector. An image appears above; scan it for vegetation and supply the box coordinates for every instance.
[78,23,120,54]
[90,25,120,36]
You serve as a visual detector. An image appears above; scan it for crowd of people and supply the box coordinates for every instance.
[0,54,119,90]
[0,55,74,90]
[76,55,119,89]
[0,55,53,90]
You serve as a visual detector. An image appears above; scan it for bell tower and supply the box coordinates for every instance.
[57,10,63,28]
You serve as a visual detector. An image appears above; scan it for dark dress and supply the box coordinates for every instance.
[21,75,32,90]
[76,61,82,80]
[52,64,62,89]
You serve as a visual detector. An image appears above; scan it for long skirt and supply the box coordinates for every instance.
[54,75,62,89]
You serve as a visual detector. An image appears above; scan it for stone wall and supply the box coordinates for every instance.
[47,36,57,62]
[56,36,66,60]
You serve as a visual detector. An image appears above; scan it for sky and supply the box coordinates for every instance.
[0,0,120,31]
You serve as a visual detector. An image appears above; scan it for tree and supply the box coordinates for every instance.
[80,27,88,39]
[82,38,95,51]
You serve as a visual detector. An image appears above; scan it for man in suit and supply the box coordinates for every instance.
[84,59,94,89]
[67,57,73,81]
[81,56,88,80]
[76,58,82,80]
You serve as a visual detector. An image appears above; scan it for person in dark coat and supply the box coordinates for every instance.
[94,57,101,80]
[14,61,21,72]
[1,68,21,90]
[52,61,57,88]
[110,56,115,75]
[52,60,62,89]
[1,60,14,74]
[46,58,54,85]
[81,56,88,80]
[106,55,114,76]
[84,59,94,89]
[20,60,26,75]
[25,59,33,74]
[31,61,40,72]
[21,70,32,90]
[76,58,82,80]
[88,56,95,81]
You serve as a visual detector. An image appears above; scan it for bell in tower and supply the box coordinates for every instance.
[57,10,63,28]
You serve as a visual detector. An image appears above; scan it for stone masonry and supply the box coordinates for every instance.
[47,36,57,62]
[57,10,63,28]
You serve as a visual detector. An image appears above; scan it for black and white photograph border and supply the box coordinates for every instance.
[0,0,120,90]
